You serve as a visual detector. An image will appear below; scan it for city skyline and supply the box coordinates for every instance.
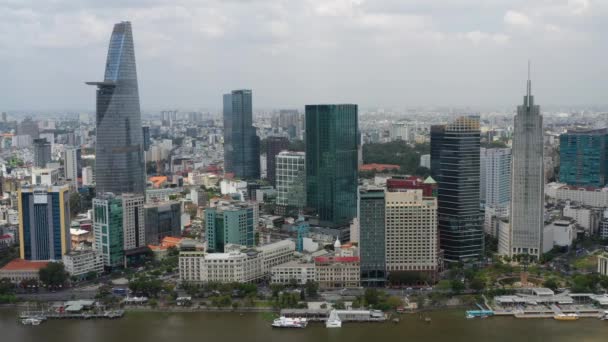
[1,1,607,111]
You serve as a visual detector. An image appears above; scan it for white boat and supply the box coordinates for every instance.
[271,316,308,328]
[326,310,342,328]
[21,318,42,326]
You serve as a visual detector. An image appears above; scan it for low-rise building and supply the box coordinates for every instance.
[542,220,576,253]
[0,259,48,284]
[546,182,608,208]
[271,260,316,285]
[178,240,295,283]
[598,254,608,276]
[314,255,360,289]
[62,250,104,279]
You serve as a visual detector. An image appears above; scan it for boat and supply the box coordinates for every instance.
[554,313,579,321]
[21,318,42,326]
[271,316,308,328]
[466,313,475,319]
[326,310,342,328]
[424,317,432,323]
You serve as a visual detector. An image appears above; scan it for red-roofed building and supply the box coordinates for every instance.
[387,175,437,197]
[148,236,184,260]
[314,255,360,288]
[359,163,401,172]
[0,259,48,284]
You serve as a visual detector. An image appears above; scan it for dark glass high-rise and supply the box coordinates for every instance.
[223,89,260,180]
[86,21,145,195]
[431,116,483,262]
[305,104,358,227]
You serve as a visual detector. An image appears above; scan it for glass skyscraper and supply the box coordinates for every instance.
[559,128,608,187]
[266,136,289,186]
[431,116,483,262]
[359,187,386,287]
[87,21,145,195]
[205,201,255,252]
[509,77,544,258]
[223,89,260,180]
[305,104,358,227]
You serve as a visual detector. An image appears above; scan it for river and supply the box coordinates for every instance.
[2,308,606,341]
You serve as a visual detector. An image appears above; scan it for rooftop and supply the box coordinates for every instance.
[0,259,49,271]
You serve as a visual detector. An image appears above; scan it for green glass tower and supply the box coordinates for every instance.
[305,104,358,227]
[93,196,124,267]
[205,201,255,252]
[559,129,608,187]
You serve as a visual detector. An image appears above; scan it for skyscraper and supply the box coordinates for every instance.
[509,74,544,258]
[33,138,51,168]
[266,136,289,186]
[275,151,306,210]
[480,147,511,212]
[559,128,608,187]
[306,104,358,227]
[87,21,145,195]
[223,89,260,179]
[359,187,386,287]
[64,147,82,188]
[431,116,483,262]
[18,185,71,261]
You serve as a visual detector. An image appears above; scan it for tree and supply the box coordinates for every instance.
[450,280,465,294]
[333,300,346,309]
[470,276,486,292]
[364,288,380,306]
[543,277,559,291]
[39,262,69,288]
[385,296,404,309]
[304,280,318,297]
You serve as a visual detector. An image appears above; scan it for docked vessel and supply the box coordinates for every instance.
[21,318,42,326]
[271,316,308,328]
[326,310,342,328]
[554,313,579,321]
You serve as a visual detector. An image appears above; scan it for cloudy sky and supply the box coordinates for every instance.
[0,0,606,111]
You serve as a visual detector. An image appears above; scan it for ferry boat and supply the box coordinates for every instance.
[554,313,579,321]
[21,318,42,326]
[271,316,308,328]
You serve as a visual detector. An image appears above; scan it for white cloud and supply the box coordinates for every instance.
[504,10,532,29]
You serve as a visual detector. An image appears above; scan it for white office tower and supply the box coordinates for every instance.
[64,147,80,188]
[509,72,544,258]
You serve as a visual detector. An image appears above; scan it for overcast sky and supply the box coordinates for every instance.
[0,0,606,111]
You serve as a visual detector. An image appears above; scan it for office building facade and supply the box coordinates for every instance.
[275,151,306,209]
[431,116,483,262]
[64,147,81,188]
[33,138,52,168]
[144,201,181,245]
[87,21,146,195]
[18,185,71,261]
[306,104,358,227]
[266,136,289,186]
[385,190,438,280]
[205,201,256,252]
[359,187,386,287]
[559,129,608,187]
[509,77,544,258]
[480,147,511,213]
[223,89,260,179]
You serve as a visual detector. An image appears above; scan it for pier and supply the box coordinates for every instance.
[280,309,386,322]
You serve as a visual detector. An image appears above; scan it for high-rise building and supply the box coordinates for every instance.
[223,89,260,179]
[142,126,151,152]
[305,104,358,227]
[205,201,256,252]
[275,151,306,209]
[18,185,71,260]
[17,117,39,139]
[389,122,416,143]
[64,147,82,188]
[33,138,52,168]
[431,116,483,262]
[93,195,124,267]
[559,128,608,187]
[509,75,544,258]
[266,136,289,186]
[82,166,94,186]
[480,148,511,211]
[93,193,144,267]
[144,201,181,245]
[385,190,438,281]
[86,21,145,195]
[359,187,386,287]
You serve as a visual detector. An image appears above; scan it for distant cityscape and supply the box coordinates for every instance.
[2,20,608,328]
